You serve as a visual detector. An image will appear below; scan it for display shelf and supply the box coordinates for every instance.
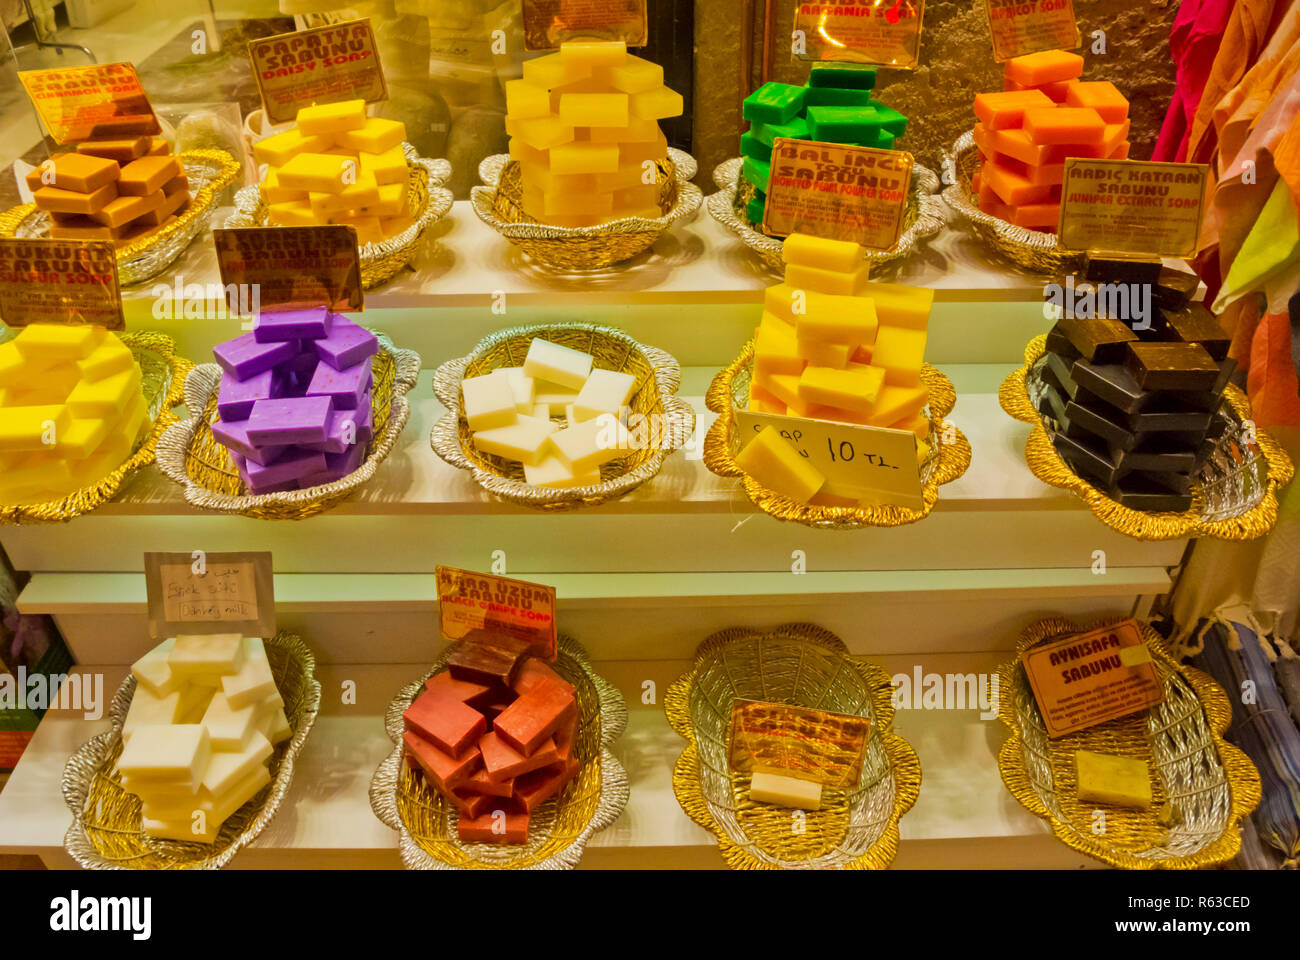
[0,657,1096,870]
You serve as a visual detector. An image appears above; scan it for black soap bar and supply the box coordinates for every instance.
[1158,304,1231,361]
[1118,440,1199,474]
[1108,475,1194,512]
[1127,468,1193,495]
[446,630,532,688]
[1064,398,1138,450]
[1058,316,1138,364]
[1069,359,1150,414]
[1053,431,1123,487]
[1041,352,1081,401]
[1084,256,1163,287]
[1153,267,1201,310]
[1125,341,1220,391]
[1045,324,1081,361]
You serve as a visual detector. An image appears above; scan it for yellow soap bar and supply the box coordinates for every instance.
[549,142,620,175]
[796,296,878,346]
[473,416,556,466]
[521,164,596,195]
[558,93,629,128]
[526,185,613,218]
[873,326,927,387]
[795,337,850,368]
[308,172,380,215]
[0,361,79,404]
[510,115,576,151]
[169,633,245,676]
[735,425,824,502]
[524,339,593,390]
[57,412,113,459]
[619,134,669,165]
[523,53,593,89]
[560,41,628,66]
[760,372,813,417]
[267,199,318,226]
[331,213,385,244]
[785,262,869,297]
[549,415,629,473]
[462,371,518,431]
[630,86,684,120]
[1075,750,1153,809]
[523,454,601,489]
[0,341,28,386]
[798,365,885,413]
[749,770,823,810]
[296,99,367,136]
[336,117,406,154]
[359,145,408,185]
[356,180,407,218]
[253,127,331,167]
[748,385,785,414]
[607,55,664,94]
[506,78,552,119]
[65,363,141,417]
[588,117,663,143]
[753,323,804,378]
[595,162,651,192]
[0,404,70,452]
[261,168,308,205]
[572,368,635,422]
[276,153,358,195]
[860,281,934,330]
[783,233,865,273]
[15,323,106,360]
[864,384,928,426]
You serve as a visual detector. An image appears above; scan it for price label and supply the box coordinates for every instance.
[18,62,160,144]
[728,699,870,788]
[0,238,123,330]
[736,406,924,510]
[144,552,276,641]
[793,0,924,69]
[248,19,388,127]
[763,138,911,249]
[1058,159,1209,259]
[1022,619,1163,738]
[983,0,1080,62]
[213,226,363,314]
[522,0,648,50]
[436,566,557,661]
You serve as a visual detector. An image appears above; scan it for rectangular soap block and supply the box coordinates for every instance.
[25,152,119,193]
[735,425,825,503]
[1124,341,1220,391]
[200,691,261,752]
[168,633,245,676]
[313,318,378,370]
[558,92,629,128]
[214,332,298,380]
[743,82,807,125]
[479,730,561,782]
[254,306,331,343]
[1004,49,1084,86]
[217,367,276,422]
[493,678,576,756]
[607,55,663,93]
[798,364,885,412]
[806,105,887,143]
[783,233,864,274]
[404,689,487,757]
[76,136,149,164]
[462,370,519,431]
[277,153,358,195]
[784,262,869,297]
[305,357,371,411]
[1023,107,1106,146]
[523,339,593,390]
[808,63,876,89]
[749,770,823,810]
[1074,749,1152,809]
[1055,317,1138,364]
[472,416,556,466]
[872,326,927,386]
[297,99,367,135]
[221,638,277,709]
[571,368,635,422]
[32,181,116,215]
[245,395,335,445]
[973,89,1055,130]
[548,415,629,473]
[65,364,141,417]
[446,632,532,689]
[117,156,180,196]
[403,730,481,792]
[513,758,577,812]
[336,117,406,154]
[117,724,211,790]
[859,280,933,330]
[630,86,683,120]
[1064,81,1129,123]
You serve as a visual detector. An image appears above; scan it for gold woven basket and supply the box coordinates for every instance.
[666,623,921,870]
[0,330,191,524]
[941,130,1086,275]
[1000,334,1294,541]
[369,635,628,870]
[470,148,703,271]
[155,330,421,520]
[431,322,695,510]
[62,631,321,870]
[224,146,454,289]
[706,158,950,274]
[0,149,242,287]
[704,342,972,528]
[998,616,1260,869]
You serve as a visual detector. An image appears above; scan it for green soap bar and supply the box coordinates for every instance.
[752,116,810,147]
[740,131,772,163]
[875,130,897,150]
[742,156,771,192]
[872,105,908,137]
[746,195,766,225]
[806,105,886,142]
[742,82,807,125]
[804,86,875,107]
[808,63,877,90]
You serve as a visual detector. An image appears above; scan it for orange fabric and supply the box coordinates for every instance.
[1226,295,1265,368]
[1275,111,1300,218]
[1247,309,1300,429]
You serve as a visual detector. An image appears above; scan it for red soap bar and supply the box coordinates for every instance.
[424,670,497,711]
[446,630,532,687]
[554,702,579,761]
[404,689,487,756]
[403,731,482,791]
[493,679,576,755]
[457,806,530,844]
[449,788,495,819]
[479,698,515,723]
[514,758,580,813]
[462,766,516,798]
[479,730,561,782]
[513,657,575,697]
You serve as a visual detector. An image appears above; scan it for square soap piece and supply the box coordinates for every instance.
[117,724,211,790]
[743,82,807,125]
[572,368,635,422]
[246,395,335,445]
[808,63,876,90]
[168,633,246,677]
[254,306,331,343]
[523,339,593,391]
[735,426,825,503]
[1125,341,1219,391]
[1074,749,1153,809]
[312,318,378,371]
[462,371,518,431]
[214,332,297,381]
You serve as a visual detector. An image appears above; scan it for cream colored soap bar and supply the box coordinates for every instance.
[202,731,274,795]
[462,370,519,431]
[523,339,593,391]
[472,417,556,466]
[572,368,635,422]
[549,414,628,473]
[735,425,824,502]
[131,638,179,697]
[117,723,211,789]
[122,686,182,741]
[1075,750,1153,809]
[168,633,245,676]
[201,691,260,751]
[496,366,535,413]
[749,770,823,810]
[221,638,278,709]
[524,454,601,489]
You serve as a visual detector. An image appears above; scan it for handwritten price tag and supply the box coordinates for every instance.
[1058,159,1209,259]
[248,19,388,127]
[144,552,276,640]
[0,238,123,330]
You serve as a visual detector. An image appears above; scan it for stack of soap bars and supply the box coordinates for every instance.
[28,137,190,246]
[211,308,378,493]
[461,337,634,489]
[0,324,147,505]
[736,233,934,506]
[504,41,683,227]
[971,50,1130,231]
[1037,262,1234,512]
[403,632,580,844]
[121,634,291,843]
[255,99,410,244]
[740,64,908,226]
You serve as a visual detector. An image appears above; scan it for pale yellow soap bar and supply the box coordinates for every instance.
[795,296,879,346]
[572,368,635,422]
[296,99,367,135]
[506,78,552,119]
[860,281,934,330]
[558,93,629,128]
[524,339,593,390]
[202,731,273,796]
[522,53,592,89]
[254,127,330,167]
[337,117,406,154]
[783,233,865,273]
[472,416,556,466]
[221,638,277,710]
[260,168,307,205]
[496,366,535,413]
[749,770,823,810]
[359,145,408,185]
[533,385,580,415]
[549,142,620,175]
[462,370,519,431]
[277,153,358,195]
[267,199,318,227]
[873,326,927,387]
[559,41,628,66]
[1075,750,1153,809]
[524,454,601,489]
[117,723,211,789]
[795,337,850,369]
[607,55,664,93]
[549,415,629,473]
[308,172,380,216]
[735,425,824,502]
[798,365,886,413]
[131,638,179,697]
[168,633,245,677]
[785,262,870,297]
[510,115,576,151]
[122,685,183,741]
[201,691,260,751]
[630,86,684,120]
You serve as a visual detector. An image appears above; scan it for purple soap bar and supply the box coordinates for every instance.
[240,446,328,488]
[211,416,290,467]
[213,331,298,380]
[245,395,334,445]
[305,358,372,410]
[283,351,318,393]
[300,402,372,454]
[230,453,299,493]
[313,317,378,371]
[298,440,368,489]
[217,368,277,422]
[253,306,332,343]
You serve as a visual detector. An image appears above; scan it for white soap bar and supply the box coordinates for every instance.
[141,765,270,842]
[749,770,823,810]
[523,339,593,391]
[131,639,179,697]
[461,370,518,431]
[572,368,636,422]
[221,638,278,710]
[208,763,272,823]
[259,703,292,744]
[524,455,601,489]
[565,403,578,427]
[534,386,580,415]
[201,691,260,751]
[498,366,536,413]
[141,815,220,844]
[122,686,182,742]
[202,731,274,795]
[549,414,629,473]
[117,724,211,791]
[472,416,556,466]
[168,634,245,677]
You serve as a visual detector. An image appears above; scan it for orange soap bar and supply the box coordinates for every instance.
[458,806,529,844]
[24,153,119,193]
[512,658,574,697]
[424,670,496,710]
[135,188,188,227]
[33,181,116,215]
[461,766,516,798]
[492,678,575,755]
[76,137,149,164]
[973,89,1054,130]
[1009,203,1061,229]
[1023,107,1106,146]
[1005,77,1074,102]
[981,159,1055,206]
[146,138,170,156]
[404,689,486,756]
[448,789,495,820]
[91,191,163,228]
[1065,81,1129,123]
[162,174,189,196]
[48,216,127,241]
[514,758,579,813]
[1003,50,1083,86]
[402,730,482,790]
[479,730,561,783]
[117,156,182,196]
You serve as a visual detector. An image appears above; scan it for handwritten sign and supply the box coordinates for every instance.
[248,19,388,127]
[436,566,557,661]
[1058,159,1209,259]
[522,0,648,50]
[737,405,924,510]
[762,139,911,249]
[0,239,123,330]
[144,552,276,641]
[18,62,159,144]
[728,699,870,788]
[983,0,1079,62]
[793,0,924,69]
[1022,619,1163,738]
[213,226,363,314]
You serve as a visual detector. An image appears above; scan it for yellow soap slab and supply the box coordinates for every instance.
[309,172,380,216]
[618,134,669,165]
[473,416,556,467]
[860,281,934,330]
[65,363,141,417]
[796,296,878,346]
[0,404,70,452]
[749,770,823,810]
[267,199,318,227]
[356,180,407,218]
[549,142,620,175]
[761,372,813,417]
[863,384,928,426]
[783,233,865,273]
[530,187,614,218]
[276,153,358,195]
[0,341,27,386]
[753,322,804,379]
[359,145,408,185]
[506,78,552,119]
[594,162,650,192]
[630,86,684,120]
[558,93,629,128]
[523,53,592,89]
[253,127,331,167]
[0,452,72,499]
[873,326,927,387]
[521,165,596,195]
[296,99,367,136]
[785,262,870,297]
[795,337,850,368]
[329,213,384,244]
[736,425,825,503]
[524,455,600,489]
[15,323,105,361]
[607,55,664,94]
[559,41,628,66]
[798,365,885,413]
[510,115,576,151]
[587,116,664,143]
[336,117,406,155]
[1075,750,1153,809]
[549,415,629,474]
[260,168,308,205]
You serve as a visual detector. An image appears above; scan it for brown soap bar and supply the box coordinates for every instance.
[1057,316,1138,364]
[91,191,164,229]
[48,216,128,241]
[1153,267,1200,310]
[1108,474,1193,513]
[147,138,170,156]
[1158,305,1231,361]
[117,156,182,197]
[1084,256,1163,287]
[24,153,119,194]
[1045,325,1080,362]
[161,173,188,196]
[76,137,149,164]
[1126,341,1219,391]
[446,630,532,688]
[33,181,117,215]
[136,189,189,227]
[89,117,152,140]
[1119,437,1200,473]
[1053,432,1123,487]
